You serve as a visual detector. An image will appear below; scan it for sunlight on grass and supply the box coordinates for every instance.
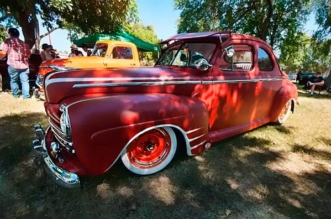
[0,93,45,117]
[96,182,112,199]
[116,186,134,197]
[147,175,177,205]
[247,184,269,201]
[0,90,331,218]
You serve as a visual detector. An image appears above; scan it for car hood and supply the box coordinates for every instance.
[44,66,205,103]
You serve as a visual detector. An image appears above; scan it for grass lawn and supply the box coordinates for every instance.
[0,87,330,219]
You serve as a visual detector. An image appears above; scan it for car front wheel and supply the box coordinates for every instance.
[121,127,177,175]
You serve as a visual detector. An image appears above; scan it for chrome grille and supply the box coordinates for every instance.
[49,119,73,147]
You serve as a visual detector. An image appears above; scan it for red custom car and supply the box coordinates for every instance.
[33,31,298,188]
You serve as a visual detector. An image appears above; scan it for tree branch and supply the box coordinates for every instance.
[40,27,60,39]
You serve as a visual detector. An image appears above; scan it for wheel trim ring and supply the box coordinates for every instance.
[278,101,291,122]
[126,128,172,169]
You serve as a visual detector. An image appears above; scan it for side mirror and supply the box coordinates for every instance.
[226,47,235,58]
[194,58,212,71]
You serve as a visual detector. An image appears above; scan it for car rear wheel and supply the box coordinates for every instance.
[277,100,292,124]
[121,127,177,175]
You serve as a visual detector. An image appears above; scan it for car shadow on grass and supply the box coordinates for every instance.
[1,112,330,219]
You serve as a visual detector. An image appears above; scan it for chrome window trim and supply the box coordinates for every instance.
[71,78,284,88]
[73,81,201,88]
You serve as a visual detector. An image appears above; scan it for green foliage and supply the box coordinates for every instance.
[125,23,160,64]
[0,24,6,41]
[0,0,138,48]
[174,0,310,50]
[278,33,331,73]
[174,0,331,72]
[312,0,331,39]
[40,0,138,34]
[278,33,309,72]
[310,0,331,61]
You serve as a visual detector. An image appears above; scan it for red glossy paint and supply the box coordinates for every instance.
[39,31,298,182]
[126,128,172,169]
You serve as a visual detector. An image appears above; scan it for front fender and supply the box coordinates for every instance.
[66,93,209,175]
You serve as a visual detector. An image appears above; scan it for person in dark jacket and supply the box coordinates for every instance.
[307,72,324,96]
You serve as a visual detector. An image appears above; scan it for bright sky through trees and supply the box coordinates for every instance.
[35,0,315,53]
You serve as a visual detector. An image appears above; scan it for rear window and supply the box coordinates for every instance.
[258,48,273,71]
[112,46,133,59]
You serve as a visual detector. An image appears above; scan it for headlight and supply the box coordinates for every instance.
[59,104,71,138]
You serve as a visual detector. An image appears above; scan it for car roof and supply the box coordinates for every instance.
[160,31,268,45]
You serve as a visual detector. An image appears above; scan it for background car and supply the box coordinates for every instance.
[0,54,42,91]
[288,72,297,80]
[298,72,315,85]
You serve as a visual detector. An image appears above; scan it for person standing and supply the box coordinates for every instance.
[40,43,53,61]
[0,28,31,99]
[68,44,83,57]
[82,43,92,56]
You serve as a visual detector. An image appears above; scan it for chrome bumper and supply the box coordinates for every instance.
[32,87,45,100]
[33,74,45,100]
[33,124,80,188]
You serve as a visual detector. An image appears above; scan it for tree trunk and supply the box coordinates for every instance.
[259,0,273,41]
[17,7,37,50]
[33,15,40,53]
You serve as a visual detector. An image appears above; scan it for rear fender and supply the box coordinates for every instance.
[269,86,297,122]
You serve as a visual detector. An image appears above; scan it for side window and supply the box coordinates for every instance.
[91,43,108,57]
[258,48,273,71]
[112,46,133,59]
[156,43,216,66]
[220,45,253,71]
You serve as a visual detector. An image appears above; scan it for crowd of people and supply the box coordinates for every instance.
[40,43,60,61]
[0,28,93,99]
[41,43,92,60]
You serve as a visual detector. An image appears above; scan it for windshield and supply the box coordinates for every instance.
[156,42,216,66]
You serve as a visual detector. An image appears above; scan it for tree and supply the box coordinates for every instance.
[125,23,160,64]
[174,0,310,51]
[311,0,331,63]
[278,33,310,72]
[0,24,6,42]
[312,0,331,39]
[0,0,138,50]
